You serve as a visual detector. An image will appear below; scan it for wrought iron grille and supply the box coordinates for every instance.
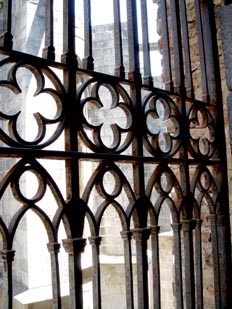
[0,0,231,308]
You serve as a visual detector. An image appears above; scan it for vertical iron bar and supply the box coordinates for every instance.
[42,0,55,61]
[89,236,102,309]
[199,0,217,104]
[132,228,151,309]
[0,0,13,49]
[210,3,232,304]
[62,0,77,65]
[121,231,134,309]
[83,0,94,70]
[209,214,221,307]
[216,215,229,308]
[63,238,86,309]
[127,1,147,302]
[194,219,203,309]
[159,0,173,92]
[170,0,185,95]
[179,0,194,99]
[171,223,184,309]
[62,1,86,308]
[113,0,125,78]
[194,0,209,102]
[47,243,62,309]
[0,250,15,309]
[182,220,195,309]
[126,0,141,82]
[140,0,153,87]
[151,226,161,309]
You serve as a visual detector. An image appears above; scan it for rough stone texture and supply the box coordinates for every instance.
[155,1,231,307]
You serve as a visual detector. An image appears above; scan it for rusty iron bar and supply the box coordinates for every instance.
[0,250,15,309]
[47,243,62,309]
[172,223,184,309]
[89,236,102,309]
[63,238,86,308]
[42,0,55,61]
[83,0,94,70]
[194,0,210,103]
[159,0,173,92]
[150,226,161,308]
[202,2,231,306]
[169,0,185,95]
[182,220,195,309]
[113,0,125,78]
[179,0,194,99]
[140,0,153,87]
[209,214,221,307]
[61,0,77,65]
[194,219,203,308]
[0,1,230,308]
[62,1,86,308]
[198,0,217,104]
[126,0,140,82]
[216,215,229,308]
[132,228,151,309]
[0,0,13,49]
[121,231,134,309]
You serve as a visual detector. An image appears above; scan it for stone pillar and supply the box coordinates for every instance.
[63,238,86,309]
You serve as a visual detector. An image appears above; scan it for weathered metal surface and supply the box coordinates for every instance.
[42,0,55,61]
[0,0,230,308]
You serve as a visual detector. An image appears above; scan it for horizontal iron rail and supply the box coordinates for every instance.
[0,48,215,104]
[0,147,222,165]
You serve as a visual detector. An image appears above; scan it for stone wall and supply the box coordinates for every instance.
[155,1,231,307]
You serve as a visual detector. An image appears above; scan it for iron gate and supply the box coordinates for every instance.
[0,0,231,308]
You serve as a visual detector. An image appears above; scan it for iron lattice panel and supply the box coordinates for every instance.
[0,1,230,309]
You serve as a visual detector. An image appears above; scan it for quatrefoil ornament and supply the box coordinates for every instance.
[79,80,134,153]
[143,93,181,157]
[188,105,216,159]
[0,60,65,148]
